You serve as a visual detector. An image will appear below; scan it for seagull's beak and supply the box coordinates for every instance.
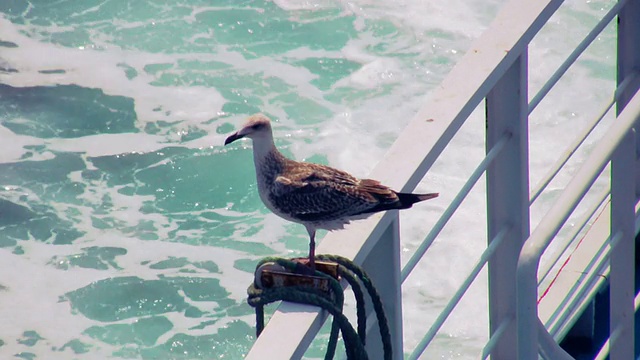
[224,132,244,145]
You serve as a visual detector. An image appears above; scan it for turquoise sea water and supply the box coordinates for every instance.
[0,0,616,359]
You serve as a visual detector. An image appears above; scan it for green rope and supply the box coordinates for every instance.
[247,256,393,360]
[318,255,393,360]
[247,272,363,359]
[251,257,346,359]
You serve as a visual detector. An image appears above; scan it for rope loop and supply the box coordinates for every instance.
[247,256,392,360]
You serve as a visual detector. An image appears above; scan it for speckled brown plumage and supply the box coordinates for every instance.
[224,113,438,269]
[272,161,403,224]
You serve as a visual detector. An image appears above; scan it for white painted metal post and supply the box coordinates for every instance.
[612,3,640,358]
[617,0,640,113]
[361,212,402,360]
[485,52,530,360]
[609,130,635,360]
[617,0,640,197]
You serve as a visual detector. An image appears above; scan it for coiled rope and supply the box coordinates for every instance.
[247,254,392,360]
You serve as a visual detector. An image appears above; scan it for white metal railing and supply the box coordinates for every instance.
[516,0,640,358]
[528,0,632,204]
[245,0,640,358]
[517,89,640,359]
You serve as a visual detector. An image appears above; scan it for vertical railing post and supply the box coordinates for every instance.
[361,212,403,360]
[613,3,640,358]
[485,51,530,359]
[617,0,640,196]
[609,130,635,360]
[616,0,640,112]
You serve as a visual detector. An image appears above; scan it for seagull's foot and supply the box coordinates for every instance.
[290,257,340,280]
[293,262,315,276]
[290,257,316,276]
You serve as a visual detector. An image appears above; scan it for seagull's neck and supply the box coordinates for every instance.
[252,136,274,160]
[251,136,286,170]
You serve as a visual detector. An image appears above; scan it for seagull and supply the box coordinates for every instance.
[224,114,438,270]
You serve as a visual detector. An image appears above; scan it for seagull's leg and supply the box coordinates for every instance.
[306,226,316,271]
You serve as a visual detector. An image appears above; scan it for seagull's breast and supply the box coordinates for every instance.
[253,152,293,219]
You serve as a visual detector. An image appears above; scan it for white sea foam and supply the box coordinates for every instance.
[272,0,338,11]
[0,17,225,128]
[0,122,44,162]
[0,233,256,357]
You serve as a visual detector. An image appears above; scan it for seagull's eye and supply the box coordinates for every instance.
[251,123,264,130]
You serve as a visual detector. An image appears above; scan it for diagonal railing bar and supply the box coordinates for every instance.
[407,226,510,360]
[547,231,621,337]
[481,317,512,360]
[530,72,639,204]
[537,318,574,360]
[527,0,628,114]
[548,210,640,339]
[517,85,640,359]
[594,281,640,360]
[401,133,510,282]
[538,188,609,287]
[522,96,638,279]
[530,98,615,204]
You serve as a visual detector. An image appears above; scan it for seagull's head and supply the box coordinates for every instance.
[224,113,273,145]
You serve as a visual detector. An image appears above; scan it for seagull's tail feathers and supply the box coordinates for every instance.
[355,191,438,216]
[395,192,439,209]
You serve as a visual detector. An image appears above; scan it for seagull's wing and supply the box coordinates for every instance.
[272,163,400,222]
